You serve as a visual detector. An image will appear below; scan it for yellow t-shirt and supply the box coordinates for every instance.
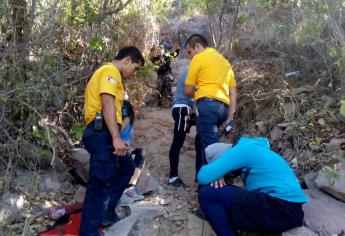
[84,63,124,125]
[185,48,236,105]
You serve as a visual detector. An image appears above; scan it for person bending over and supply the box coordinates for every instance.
[197,137,307,236]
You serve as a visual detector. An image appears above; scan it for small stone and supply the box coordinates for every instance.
[317,118,326,126]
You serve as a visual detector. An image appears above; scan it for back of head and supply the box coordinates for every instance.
[185,34,209,49]
[115,46,145,66]
[205,143,233,163]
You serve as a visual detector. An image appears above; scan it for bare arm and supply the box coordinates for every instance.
[184,84,195,97]
[228,86,237,120]
[101,93,128,156]
[220,86,237,132]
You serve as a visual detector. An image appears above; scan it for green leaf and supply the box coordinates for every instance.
[340,99,345,117]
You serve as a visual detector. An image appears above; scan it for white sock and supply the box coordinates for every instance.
[169,176,178,183]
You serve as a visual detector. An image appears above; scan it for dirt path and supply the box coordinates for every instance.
[120,107,217,235]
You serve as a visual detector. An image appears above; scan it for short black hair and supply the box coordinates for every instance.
[185,34,209,49]
[122,100,135,125]
[115,46,145,66]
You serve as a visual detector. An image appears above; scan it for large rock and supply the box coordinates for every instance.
[104,203,163,236]
[303,172,345,235]
[69,148,90,183]
[136,169,160,194]
[283,226,317,236]
[315,164,345,203]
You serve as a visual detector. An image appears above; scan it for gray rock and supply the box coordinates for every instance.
[104,203,163,236]
[136,169,160,194]
[73,186,86,203]
[69,148,90,183]
[187,213,216,236]
[283,102,296,117]
[317,118,326,126]
[270,126,283,142]
[283,226,317,236]
[326,138,345,152]
[321,95,337,108]
[255,121,268,134]
[303,172,345,235]
[39,176,61,191]
[315,165,345,203]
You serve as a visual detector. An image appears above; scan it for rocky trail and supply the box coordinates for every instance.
[1,51,345,236]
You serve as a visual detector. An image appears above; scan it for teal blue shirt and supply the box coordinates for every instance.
[197,137,308,203]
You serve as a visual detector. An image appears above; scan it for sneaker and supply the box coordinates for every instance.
[102,210,120,227]
[124,187,144,201]
[119,194,135,206]
[168,177,188,188]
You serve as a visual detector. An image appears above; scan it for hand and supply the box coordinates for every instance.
[219,117,233,135]
[210,178,226,188]
[113,137,129,156]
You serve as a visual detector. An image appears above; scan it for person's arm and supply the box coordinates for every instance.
[101,93,128,156]
[197,143,248,185]
[184,84,195,97]
[220,68,237,132]
[229,87,237,120]
[184,58,199,97]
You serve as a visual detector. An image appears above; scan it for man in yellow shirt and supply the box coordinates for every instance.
[80,46,144,236]
[184,34,237,177]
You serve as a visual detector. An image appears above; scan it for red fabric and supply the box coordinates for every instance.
[40,213,103,236]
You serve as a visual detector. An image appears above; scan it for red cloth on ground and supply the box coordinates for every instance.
[40,212,104,236]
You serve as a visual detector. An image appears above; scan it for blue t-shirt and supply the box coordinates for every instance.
[197,137,308,203]
[173,68,194,108]
[120,123,133,144]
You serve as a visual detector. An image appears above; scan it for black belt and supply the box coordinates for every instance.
[197,98,228,107]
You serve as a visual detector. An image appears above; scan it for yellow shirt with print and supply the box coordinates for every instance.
[185,48,236,105]
[84,63,124,125]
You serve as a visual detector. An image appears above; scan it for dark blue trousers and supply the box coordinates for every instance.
[79,123,135,236]
[198,185,304,236]
[195,98,228,177]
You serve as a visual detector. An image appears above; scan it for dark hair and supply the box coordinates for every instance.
[115,46,145,66]
[184,34,209,49]
[122,100,135,125]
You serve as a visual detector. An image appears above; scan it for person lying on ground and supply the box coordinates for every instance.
[197,137,308,236]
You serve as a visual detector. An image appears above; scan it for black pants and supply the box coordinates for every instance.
[169,106,190,178]
[157,74,173,106]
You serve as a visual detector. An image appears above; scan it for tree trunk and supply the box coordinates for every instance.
[11,0,28,81]
[226,0,241,58]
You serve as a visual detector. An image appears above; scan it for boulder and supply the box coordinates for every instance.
[136,169,160,195]
[315,164,345,203]
[283,226,317,236]
[303,172,345,235]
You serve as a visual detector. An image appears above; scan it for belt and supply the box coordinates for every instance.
[197,98,228,107]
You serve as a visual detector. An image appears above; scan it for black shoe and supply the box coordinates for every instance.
[102,210,120,227]
[169,177,188,188]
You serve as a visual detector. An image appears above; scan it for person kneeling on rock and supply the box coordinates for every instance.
[197,137,308,236]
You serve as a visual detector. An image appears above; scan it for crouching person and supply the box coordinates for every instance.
[197,137,308,236]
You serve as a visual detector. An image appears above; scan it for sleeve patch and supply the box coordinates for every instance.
[107,76,116,85]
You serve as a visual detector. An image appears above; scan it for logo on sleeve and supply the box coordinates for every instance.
[107,76,116,84]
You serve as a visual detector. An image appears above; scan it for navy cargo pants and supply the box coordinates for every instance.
[79,122,135,236]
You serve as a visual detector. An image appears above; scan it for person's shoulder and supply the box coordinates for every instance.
[100,63,121,77]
